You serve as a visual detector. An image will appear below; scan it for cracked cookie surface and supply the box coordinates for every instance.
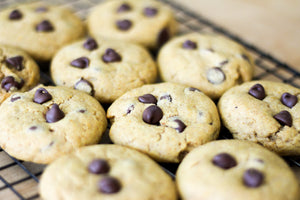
[218,80,300,155]
[0,85,107,164]
[107,82,220,162]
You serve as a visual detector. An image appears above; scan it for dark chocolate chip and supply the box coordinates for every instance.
[6,56,24,71]
[174,119,186,133]
[70,57,90,69]
[281,92,297,108]
[29,126,37,130]
[157,28,169,47]
[36,20,54,32]
[83,38,98,51]
[78,109,86,113]
[160,94,172,102]
[117,3,131,13]
[248,84,266,100]
[188,87,201,92]
[34,88,52,104]
[1,76,23,92]
[102,48,122,63]
[35,6,48,12]
[46,104,65,123]
[274,110,292,127]
[219,60,229,66]
[98,176,121,194]
[116,19,132,31]
[88,159,110,174]
[74,78,94,96]
[243,169,264,188]
[142,105,163,125]
[11,96,21,102]
[212,153,237,169]
[182,40,197,49]
[126,105,134,114]
[207,67,226,84]
[143,7,158,17]
[138,94,157,104]
[9,9,22,20]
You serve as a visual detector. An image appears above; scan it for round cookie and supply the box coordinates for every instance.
[39,144,177,200]
[51,37,157,103]
[218,80,300,155]
[87,0,177,49]
[176,140,300,200]
[0,44,39,104]
[107,82,220,162]
[0,2,85,61]
[0,85,107,164]
[157,33,254,99]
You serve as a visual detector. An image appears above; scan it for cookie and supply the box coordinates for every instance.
[157,33,254,99]
[107,82,220,162]
[0,2,85,61]
[51,37,157,103]
[176,140,300,200]
[0,85,107,164]
[0,44,40,104]
[218,80,300,155]
[39,144,177,200]
[87,0,177,49]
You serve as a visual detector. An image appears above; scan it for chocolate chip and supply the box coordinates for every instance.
[98,176,121,194]
[74,78,94,96]
[143,7,158,17]
[219,60,229,66]
[9,9,22,20]
[281,93,297,108]
[157,28,170,47]
[116,19,132,31]
[88,159,110,174]
[36,20,54,32]
[138,94,157,104]
[34,88,52,104]
[6,56,24,71]
[188,87,201,92]
[212,153,237,169]
[35,6,48,12]
[83,38,98,51]
[117,3,131,13]
[142,105,163,125]
[243,169,264,188]
[274,110,292,127]
[78,109,86,113]
[1,76,23,92]
[207,67,226,84]
[29,126,37,130]
[160,94,172,102]
[242,54,250,63]
[46,104,65,123]
[70,57,90,69]
[182,40,197,49]
[11,95,21,102]
[102,48,122,63]
[174,119,186,133]
[126,104,134,114]
[248,84,266,100]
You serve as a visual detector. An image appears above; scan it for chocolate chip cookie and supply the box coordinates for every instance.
[0,2,85,61]
[51,37,157,103]
[218,80,300,155]
[0,44,39,104]
[176,140,300,200]
[107,82,220,162]
[39,144,177,200]
[157,32,254,99]
[0,85,107,164]
[87,0,177,49]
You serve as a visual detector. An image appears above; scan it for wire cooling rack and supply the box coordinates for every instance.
[0,0,299,199]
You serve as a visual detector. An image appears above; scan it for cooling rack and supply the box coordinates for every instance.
[0,0,299,199]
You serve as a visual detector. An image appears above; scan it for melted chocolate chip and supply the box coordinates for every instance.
[248,84,266,100]
[142,105,163,125]
[243,169,264,188]
[126,104,134,114]
[35,6,48,12]
[281,93,297,108]
[1,76,23,92]
[143,7,158,17]
[36,20,54,32]
[157,28,169,47]
[182,40,197,49]
[212,153,237,169]
[207,67,226,84]
[11,95,21,102]
[138,94,157,104]
[70,57,90,68]
[74,78,94,96]
[46,104,65,123]
[34,88,52,104]
[117,3,131,13]
[160,94,172,102]
[116,19,132,31]
[83,38,98,51]
[102,48,122,63]
[274,110,292,127]
[6,56,24,71]
[88,159,110,174]
[98,176,121,194]
[9,9,22,20]
[188,87,201,92]
[174,119,186,133]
